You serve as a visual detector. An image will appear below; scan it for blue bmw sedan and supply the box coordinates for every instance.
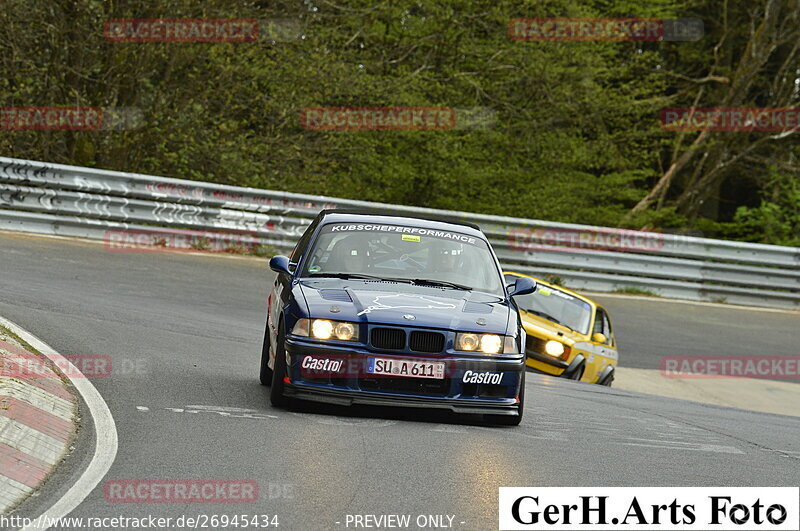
[260,210,535,425]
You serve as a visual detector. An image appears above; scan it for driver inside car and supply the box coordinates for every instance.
[325,235,370,273]
[429,241,464,275]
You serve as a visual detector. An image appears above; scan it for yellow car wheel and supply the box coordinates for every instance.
[567,363,584,381]
[597,366,615,387]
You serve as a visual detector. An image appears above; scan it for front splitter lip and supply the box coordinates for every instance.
[283,383,520,416]
[526,350,569,370]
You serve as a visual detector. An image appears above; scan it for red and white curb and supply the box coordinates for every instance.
[0,336,78,513]
[0,317,117,530]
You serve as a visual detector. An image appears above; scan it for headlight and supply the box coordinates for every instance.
[503,336,519,354]
[291,318,310,336]
[312,319,334,339]
[333,322,356,341]
[293,318,359,341]
[456,333,480,351]
[456,333,508,354]
[480,334,502,354]
[545,340,565,357]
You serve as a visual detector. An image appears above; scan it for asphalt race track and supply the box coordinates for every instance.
[2,231,798,530]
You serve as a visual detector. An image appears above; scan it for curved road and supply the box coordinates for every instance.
[1,231,798,530]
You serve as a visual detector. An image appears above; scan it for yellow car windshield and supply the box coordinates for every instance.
[510,280,592,334]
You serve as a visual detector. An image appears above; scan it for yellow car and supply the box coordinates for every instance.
[504,272,618,386]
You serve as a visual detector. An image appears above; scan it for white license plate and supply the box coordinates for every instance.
[366,357,445,380]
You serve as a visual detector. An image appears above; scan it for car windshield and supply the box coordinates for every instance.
[301,222,504,296]
[508,276,592,334]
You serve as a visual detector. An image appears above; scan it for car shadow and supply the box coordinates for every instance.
[289,398,496,426]
[252,380,517,428]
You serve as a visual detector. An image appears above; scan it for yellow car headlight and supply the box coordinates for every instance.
[545,340,565,357]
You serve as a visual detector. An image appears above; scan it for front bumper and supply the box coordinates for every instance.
[283,337,524,416]
[526,350,569,375]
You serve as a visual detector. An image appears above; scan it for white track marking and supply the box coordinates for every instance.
[185,405,261,413]
[614,440,744,454]
[0,317,118,531]
[138,404,278,420]
[431,424,468,433]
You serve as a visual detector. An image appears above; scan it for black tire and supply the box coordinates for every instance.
[484,371,525,426]
[567,363,585,381]
[259,318,273,386]
[269,324,293,408]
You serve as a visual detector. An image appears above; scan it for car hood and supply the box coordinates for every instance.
[299,278,512,334]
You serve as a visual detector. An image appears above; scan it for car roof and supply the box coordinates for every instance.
[503,271,598,308]
[317,209,486,238]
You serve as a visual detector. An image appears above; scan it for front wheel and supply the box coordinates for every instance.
[269,325,294,408]
[564,361,584,381]
[569,364,585,381]
[484,372,525,426]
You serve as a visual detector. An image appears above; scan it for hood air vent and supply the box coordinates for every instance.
[462,301,493,314]
[319,289,352,302]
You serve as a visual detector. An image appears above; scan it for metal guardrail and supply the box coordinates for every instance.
[1,157,798,309]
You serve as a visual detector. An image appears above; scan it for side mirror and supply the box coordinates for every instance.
[507,277,536,297]
[269,255,293,275]
[592,332,607,344]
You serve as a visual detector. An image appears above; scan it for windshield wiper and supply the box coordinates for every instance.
[309,273,382,280]
[523,308,559,322]
[308,273,414,284]
[307,273,471,290]
[523,308,578,333]
[411,278,472,290]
